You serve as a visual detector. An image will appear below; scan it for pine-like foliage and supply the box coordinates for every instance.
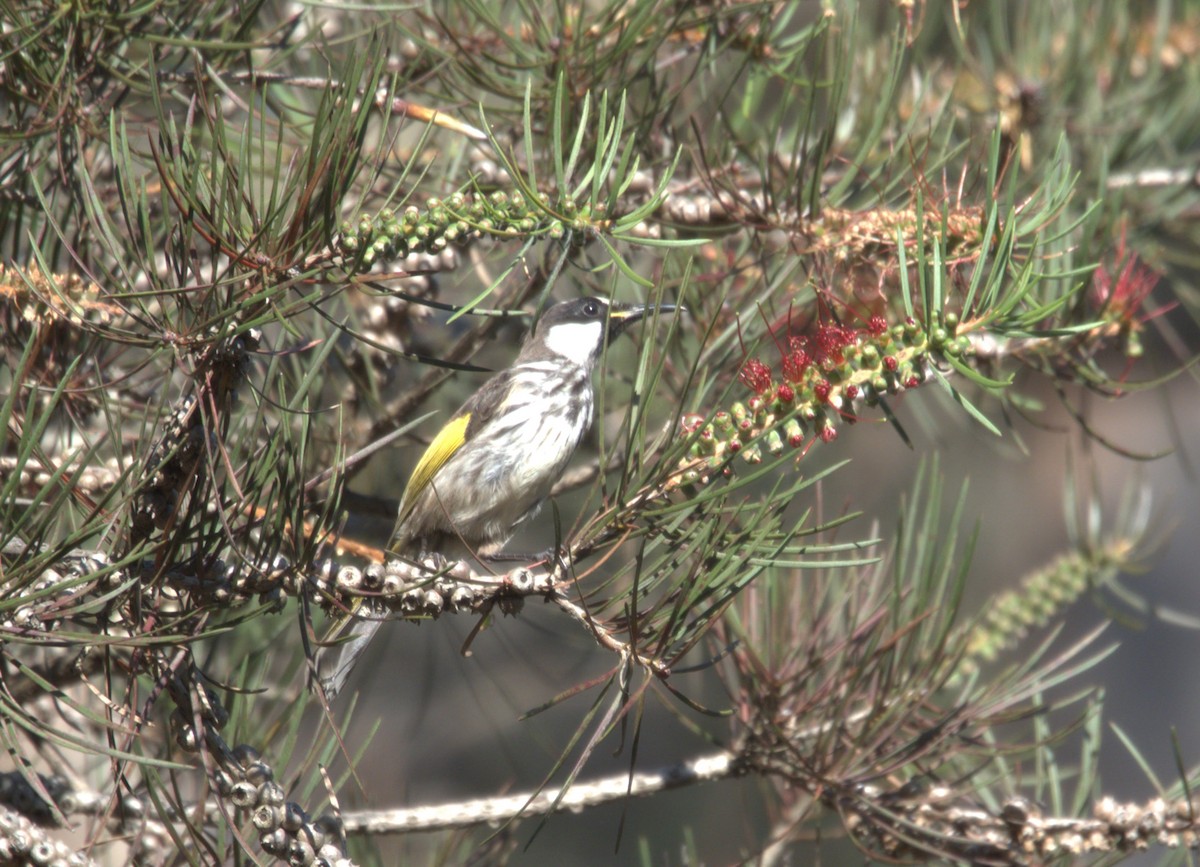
[1,1,1198,864]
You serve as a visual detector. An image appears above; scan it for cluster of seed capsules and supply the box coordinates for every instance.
[678,311,972,484]
[335,190,600,267]
[0,805,95,866]
[173,727,349,867]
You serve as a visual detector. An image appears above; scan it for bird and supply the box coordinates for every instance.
[316,296,676,697]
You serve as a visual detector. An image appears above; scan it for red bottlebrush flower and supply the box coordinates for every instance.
[883,355,899,372]
[813,380,832,402]
[781,347,810,382]
[739,358,773,394]
[776,384,795,403]
[811,323,855,366]
[1086,227,1177,360]
[867,314,888,336]
[1091,248,1161,322]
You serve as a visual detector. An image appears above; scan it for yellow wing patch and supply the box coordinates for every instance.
[398,412,470,522]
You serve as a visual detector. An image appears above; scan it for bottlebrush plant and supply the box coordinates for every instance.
[1,2,1198,866]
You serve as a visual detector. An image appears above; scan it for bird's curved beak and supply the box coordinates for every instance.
[607,301,683,339]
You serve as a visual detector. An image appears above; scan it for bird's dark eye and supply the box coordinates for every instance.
[583,300,600,317]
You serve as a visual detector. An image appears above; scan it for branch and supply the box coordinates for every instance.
[156,69,486,140]
[3,545,676,690]
[1106,165,1200,190]
[547,588,671,677]
[340,750,739,835]
[844,787,1200,864]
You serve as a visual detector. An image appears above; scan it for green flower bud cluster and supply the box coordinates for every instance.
[673,312,972,487]
[957,537,1133,678]
[335,190,599,268]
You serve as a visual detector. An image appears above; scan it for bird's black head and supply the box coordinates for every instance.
[528,297,678,367]
[530,297,681,365]
[538,296,678,337]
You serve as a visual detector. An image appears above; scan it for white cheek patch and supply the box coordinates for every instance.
[542,320,605,366]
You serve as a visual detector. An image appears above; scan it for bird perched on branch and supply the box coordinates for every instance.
[317,296,676,697]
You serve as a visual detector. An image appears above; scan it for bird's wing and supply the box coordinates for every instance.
[395,367,515,528]
[398,412,470,523]
[461,367,515,439]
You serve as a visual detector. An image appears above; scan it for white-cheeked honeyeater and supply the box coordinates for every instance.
[317,296,676,697]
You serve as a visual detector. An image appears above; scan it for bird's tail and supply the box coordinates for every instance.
[314,607,384,699]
